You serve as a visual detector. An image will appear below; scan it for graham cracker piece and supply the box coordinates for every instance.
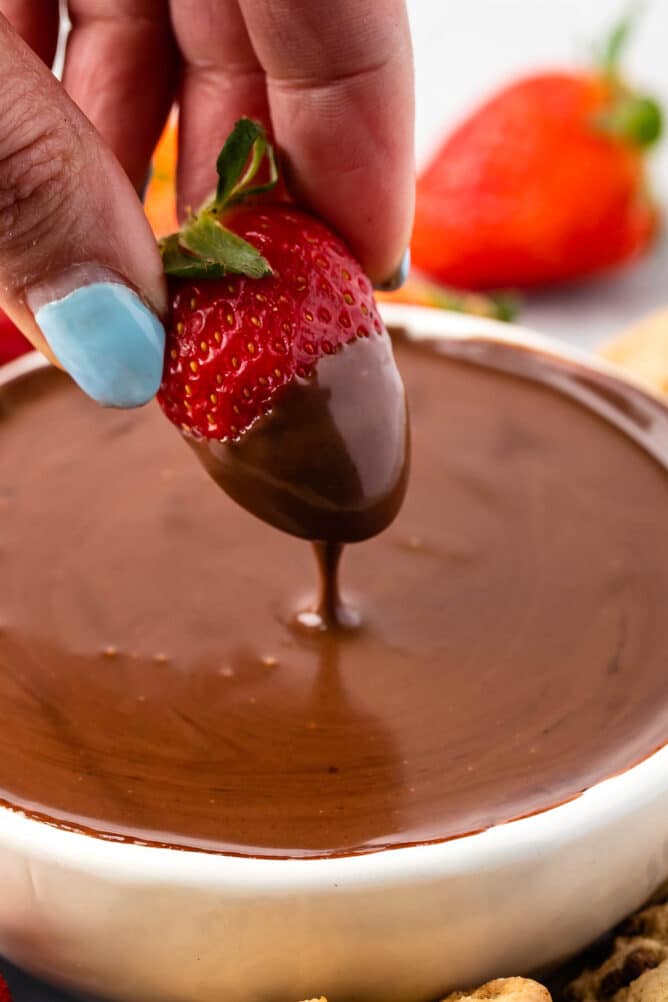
[624,962,668,1002]
[443,977,552,1002]
[618,904,668,944]
[599,308,668,397]
[564,892,668,1002]
[566,939,668,1002]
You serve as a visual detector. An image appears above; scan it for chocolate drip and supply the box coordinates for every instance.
[294,542,361,632]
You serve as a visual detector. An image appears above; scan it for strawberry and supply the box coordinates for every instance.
[0,973,11,1002]
[0,309,31,366]
[158,120,385,442]
[157,119,408,542]
[159,209,382,442]
[412,19,662,290]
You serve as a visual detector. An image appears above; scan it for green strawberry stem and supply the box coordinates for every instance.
[214,118,278,206]
[593,5,662,149]
[434,288,518,323]
[410,279,519,322]
[597,94,662,148]
[597,5,639,77]
[160,119,278,279]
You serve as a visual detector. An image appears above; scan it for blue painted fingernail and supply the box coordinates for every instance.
[33,281,165,408]
[373,249,411,293]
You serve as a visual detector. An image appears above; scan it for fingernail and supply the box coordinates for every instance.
[373,249,410,292]
[28,266,165,408]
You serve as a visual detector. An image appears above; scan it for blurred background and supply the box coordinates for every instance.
[409,0,667,169]
[405,0,668,347]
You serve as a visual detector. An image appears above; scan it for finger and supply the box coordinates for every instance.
[170,0,270,217]
[63,0,177,191]
[237,0,415,284]
[0,16,167,408]
[0,0,59,65]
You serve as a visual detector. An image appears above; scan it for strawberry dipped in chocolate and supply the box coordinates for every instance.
[157,120,409,619]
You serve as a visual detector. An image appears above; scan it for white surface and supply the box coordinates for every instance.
[2,308,668,1002]
[407,0,668,346]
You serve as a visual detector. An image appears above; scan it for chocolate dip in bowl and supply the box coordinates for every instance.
[0,303,668,1002]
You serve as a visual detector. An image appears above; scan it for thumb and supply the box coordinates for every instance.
[0,16,167,408]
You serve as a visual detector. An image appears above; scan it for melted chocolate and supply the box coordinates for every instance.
[188,332,409,543]
[1,332,668,858]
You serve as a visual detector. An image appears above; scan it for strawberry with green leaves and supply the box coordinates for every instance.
[158,120,408,542]
[412,18,662,290]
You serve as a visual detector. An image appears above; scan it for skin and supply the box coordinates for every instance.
[0,1,414,361]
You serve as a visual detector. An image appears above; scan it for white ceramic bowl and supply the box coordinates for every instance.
[1,304,668,1002]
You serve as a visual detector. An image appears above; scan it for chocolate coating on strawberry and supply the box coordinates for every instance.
[158,119,409,542]
[189,331,409,543]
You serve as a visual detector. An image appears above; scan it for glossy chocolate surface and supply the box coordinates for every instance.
[189,332,409,543]
[0,331,667,857]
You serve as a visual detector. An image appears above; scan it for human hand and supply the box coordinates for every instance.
[0,1,414,407]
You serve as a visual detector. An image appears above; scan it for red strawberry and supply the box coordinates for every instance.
[0,309,31,366]
[0,973,11,1002]
[159,204,382,442]
[157,120,408,542]
[412,20,662,290]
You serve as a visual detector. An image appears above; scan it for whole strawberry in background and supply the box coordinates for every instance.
[412,17,663,290]
[158,119,408,542]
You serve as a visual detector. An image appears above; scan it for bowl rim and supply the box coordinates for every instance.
[1,301,667,889]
